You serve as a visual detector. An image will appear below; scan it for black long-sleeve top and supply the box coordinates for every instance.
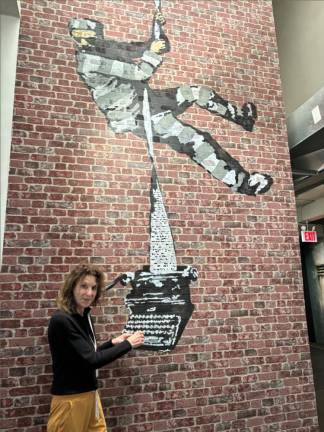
[48,308,132,395]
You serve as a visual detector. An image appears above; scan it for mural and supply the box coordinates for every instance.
[106,167,198,351]
[68,2,273,350]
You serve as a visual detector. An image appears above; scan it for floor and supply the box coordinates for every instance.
[310,344,324,431]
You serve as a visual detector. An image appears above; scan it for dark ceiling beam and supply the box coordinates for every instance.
[292,169,318,177]
[294,171,324,194]
[290,127,324,158]
[287,86,324,152]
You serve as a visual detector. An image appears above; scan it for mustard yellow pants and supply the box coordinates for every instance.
[47,390,107,432]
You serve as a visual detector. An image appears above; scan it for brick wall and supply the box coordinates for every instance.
[0,0,319,431]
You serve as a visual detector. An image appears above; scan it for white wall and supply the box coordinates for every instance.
[297,197,324,226]
[273,0,324,115]
[0,2,21,266]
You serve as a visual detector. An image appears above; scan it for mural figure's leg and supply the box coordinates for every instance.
[151,111,272,195]
[175,85,257,132]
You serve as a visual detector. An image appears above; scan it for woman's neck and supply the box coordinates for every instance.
[76,306,84,316]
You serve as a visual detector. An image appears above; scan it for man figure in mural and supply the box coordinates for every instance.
[68,12,273,196]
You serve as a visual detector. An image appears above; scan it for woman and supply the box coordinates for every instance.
[47,263,144,432]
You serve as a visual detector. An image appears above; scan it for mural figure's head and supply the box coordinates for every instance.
[56,263,105,314]
[68,18,104,47]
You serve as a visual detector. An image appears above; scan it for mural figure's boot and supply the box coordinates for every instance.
[185,129,273,196]
[238,102,257,132]
[206,96,257,132]
[237,172,273,195]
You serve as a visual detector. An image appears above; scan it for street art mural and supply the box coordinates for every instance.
[68,3,273,351]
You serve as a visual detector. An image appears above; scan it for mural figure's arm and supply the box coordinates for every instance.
[151,10,170,54]
[70,13,169,81]
[76,40,165,82]
[98,11,169,59]
[91,34,153,61]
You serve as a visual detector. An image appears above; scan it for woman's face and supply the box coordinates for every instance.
[73,274,97,315]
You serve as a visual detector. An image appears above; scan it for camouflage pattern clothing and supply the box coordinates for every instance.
[69,18,272,195]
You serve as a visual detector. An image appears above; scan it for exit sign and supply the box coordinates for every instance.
[301,231,317,243]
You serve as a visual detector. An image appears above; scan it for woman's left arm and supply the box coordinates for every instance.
[98,333,131,351]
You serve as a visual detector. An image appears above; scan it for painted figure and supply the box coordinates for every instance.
[47,264,144,431]
[68,12,273,196]
[67,10,274,351]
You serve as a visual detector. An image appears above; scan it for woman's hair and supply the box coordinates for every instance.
[56,263,106,314]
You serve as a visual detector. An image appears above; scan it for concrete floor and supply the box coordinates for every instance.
[310,344,324,431]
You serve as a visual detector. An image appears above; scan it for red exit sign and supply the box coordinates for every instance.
[301,231,317,243]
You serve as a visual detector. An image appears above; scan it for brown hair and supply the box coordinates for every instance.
[56,264,106,314]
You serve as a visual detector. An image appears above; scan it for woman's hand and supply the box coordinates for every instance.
[127,331,145,348]
[111,333,131,345]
